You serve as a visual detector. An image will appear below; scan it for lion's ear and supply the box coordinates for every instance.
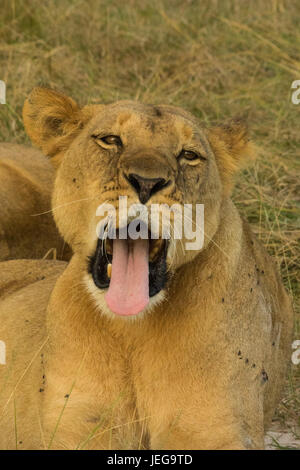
[23,87,90,163]
[207,119,256,194]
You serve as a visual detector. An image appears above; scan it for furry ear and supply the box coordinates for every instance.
[207,119,256,194]
[23,87,91,164]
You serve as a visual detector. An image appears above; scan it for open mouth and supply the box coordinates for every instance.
[88,226,168,316]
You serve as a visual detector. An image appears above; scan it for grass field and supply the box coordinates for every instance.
[0,0,299,448]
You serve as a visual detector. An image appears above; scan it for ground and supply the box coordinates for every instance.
[0,0,299,449]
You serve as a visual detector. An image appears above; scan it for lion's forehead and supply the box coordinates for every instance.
[88,101,203,146]
[107,100,197,120]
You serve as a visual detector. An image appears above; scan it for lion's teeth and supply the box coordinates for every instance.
[107,263,112,279]
[149,239,163,261]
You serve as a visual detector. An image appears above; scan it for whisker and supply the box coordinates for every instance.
[182,212,230,260]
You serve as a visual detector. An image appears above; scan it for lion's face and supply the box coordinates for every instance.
[23,88,254,317]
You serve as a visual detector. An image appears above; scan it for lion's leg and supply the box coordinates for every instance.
[40,357,142,450]
[147,409,254,450]
[42,397,142,450]
[137,375,265,450]
[148,408,264,450]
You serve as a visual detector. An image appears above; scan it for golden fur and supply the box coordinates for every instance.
[0,143,70,260]
[0,88,293,449]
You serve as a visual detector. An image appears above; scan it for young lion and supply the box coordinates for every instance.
[0,88,293,450]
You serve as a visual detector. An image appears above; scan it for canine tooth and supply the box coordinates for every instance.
[149,240,163,260]
[107,263,112,278]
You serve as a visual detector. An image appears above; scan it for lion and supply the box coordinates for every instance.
[0,143,70,261]
[0,87,293,450]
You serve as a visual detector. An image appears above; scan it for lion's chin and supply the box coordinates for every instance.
[84,274,166,320]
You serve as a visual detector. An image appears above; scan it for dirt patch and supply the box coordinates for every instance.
[265,421,300,450]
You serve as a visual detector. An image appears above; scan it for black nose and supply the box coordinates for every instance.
[125,173,170,204]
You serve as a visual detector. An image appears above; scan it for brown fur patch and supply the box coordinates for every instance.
[207,119,257,194]
[23,87,94,160]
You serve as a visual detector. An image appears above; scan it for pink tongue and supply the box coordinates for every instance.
[105,238,149,316]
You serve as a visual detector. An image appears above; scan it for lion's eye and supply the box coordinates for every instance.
[178,150,206,162]
[93,135,122,147]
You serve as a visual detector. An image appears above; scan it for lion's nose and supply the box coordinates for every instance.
[125,173,171,204]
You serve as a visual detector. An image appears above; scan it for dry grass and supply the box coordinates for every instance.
[0,0,299,448]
